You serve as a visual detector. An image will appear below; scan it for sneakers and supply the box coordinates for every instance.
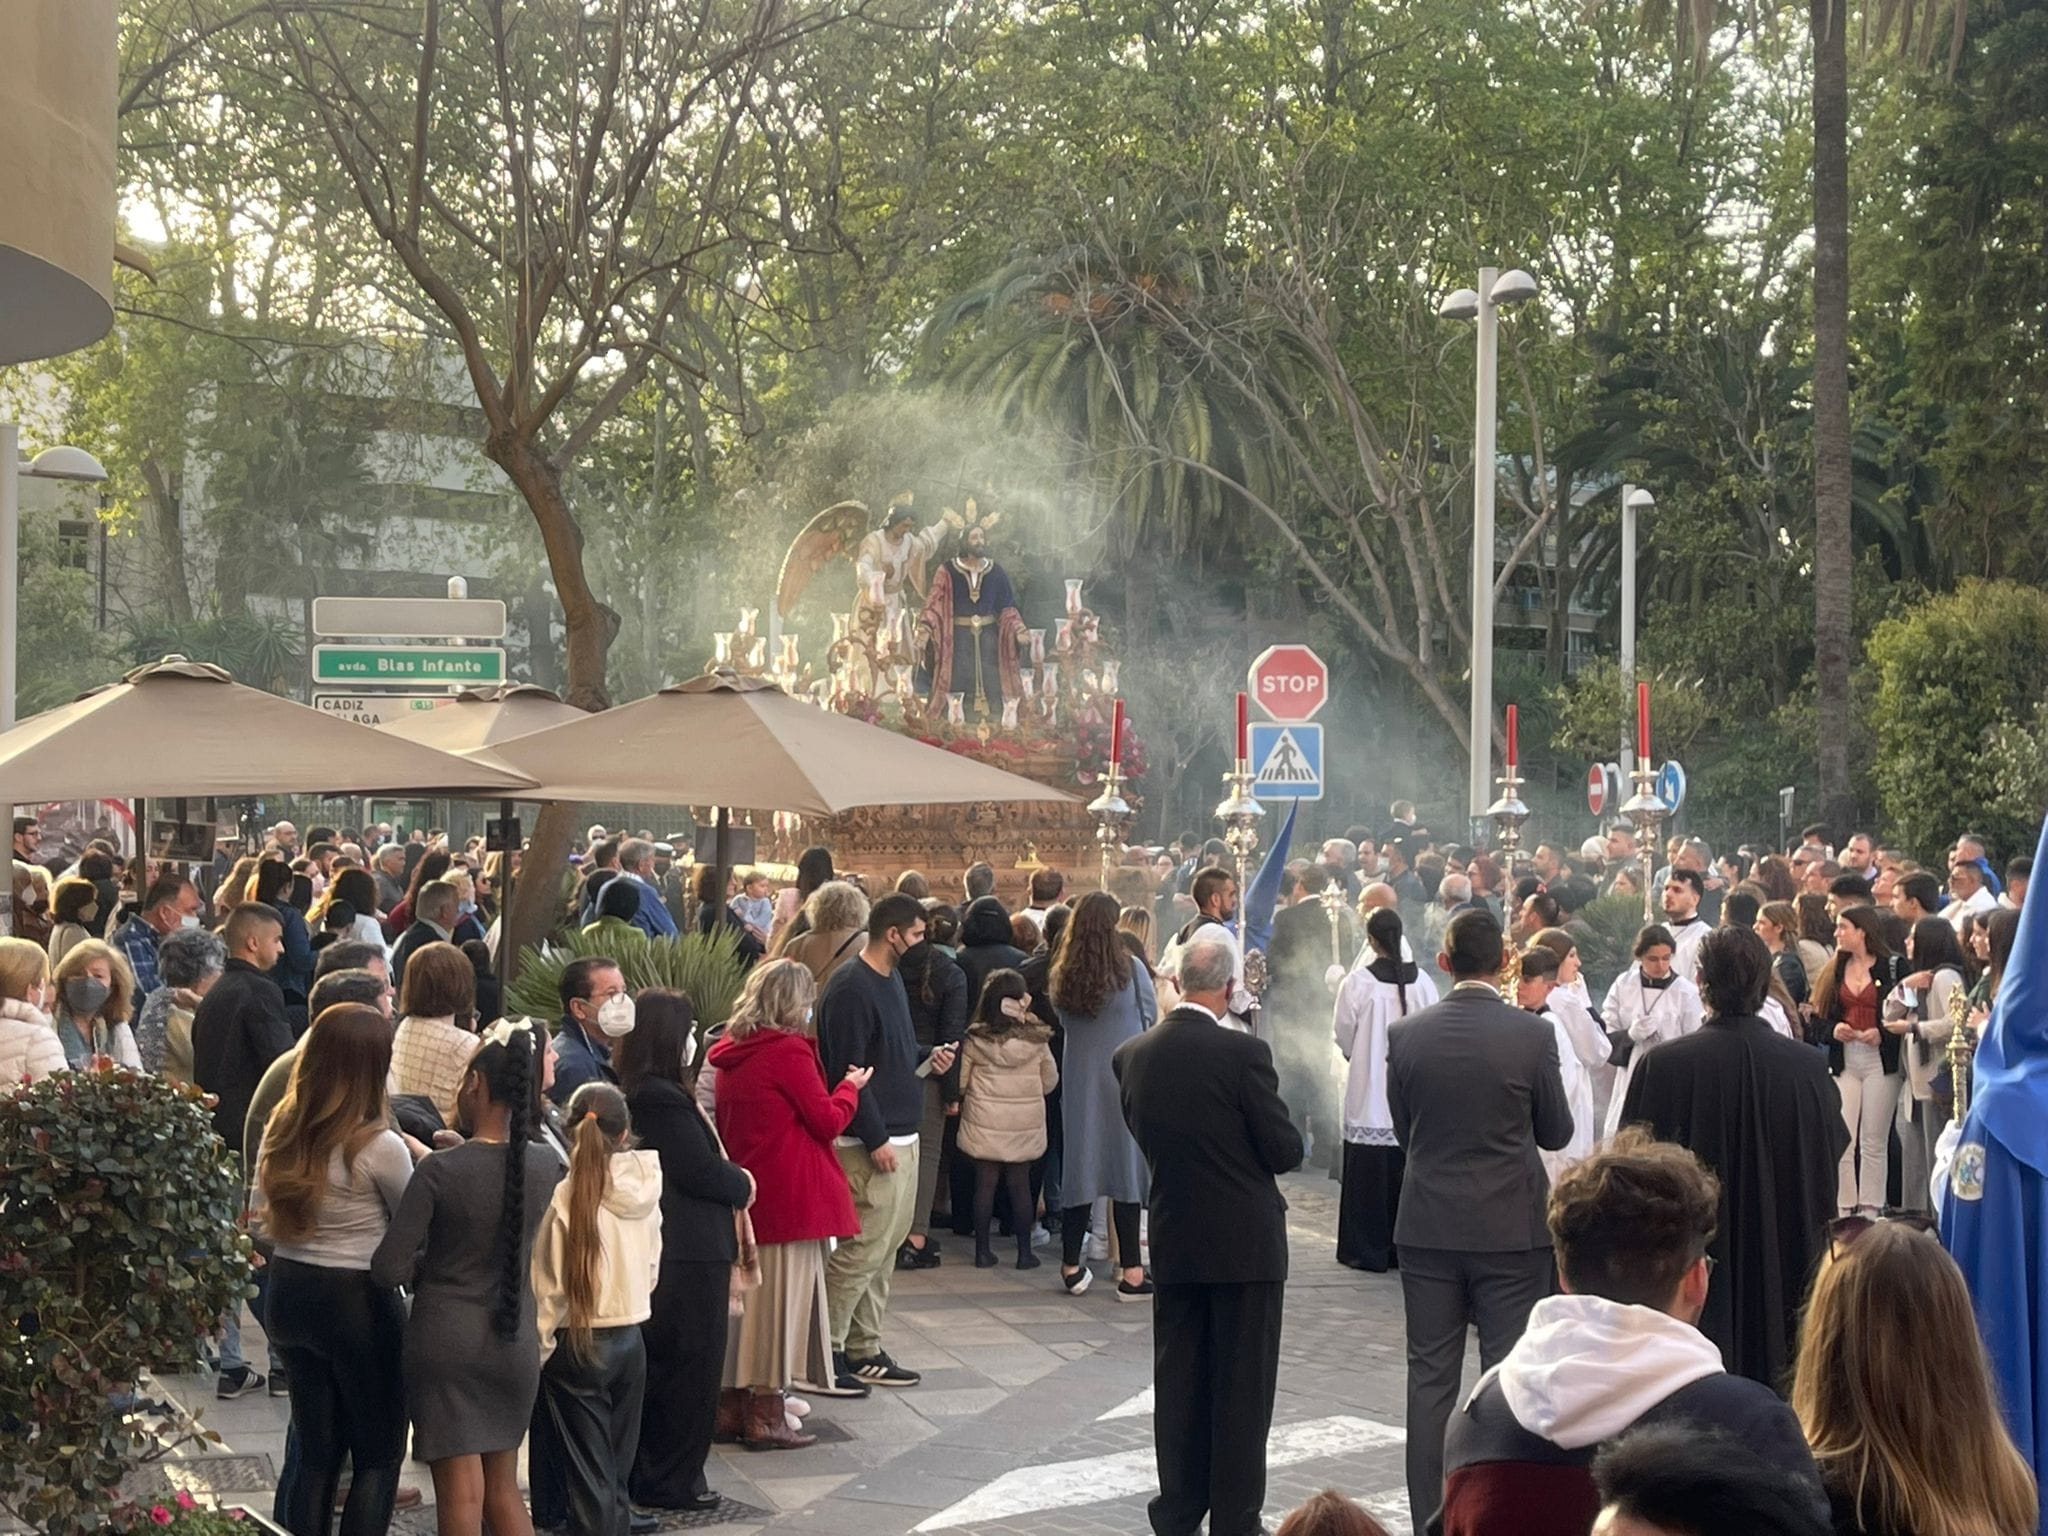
[1083,1232,1110,1262]
[822,1351,873,1398]
[848,1351,921,1388]
[215,1367,265,1400]
[896,1238,942,1271]
[1116,1275,1155,1303]
[267,1366,291,1398]
[1061,1266,1093,1296]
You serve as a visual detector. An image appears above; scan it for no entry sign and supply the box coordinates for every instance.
[1249,644,1330,723]
[1587,762,1624,818]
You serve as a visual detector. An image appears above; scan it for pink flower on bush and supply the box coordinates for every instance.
[175,1490,197,1511]
[150,1506,173,1525]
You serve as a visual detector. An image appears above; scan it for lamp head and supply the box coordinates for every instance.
[1437,287,1481,321]
[25,445,108,483]
[1624,486,1656,510]
[1489,268,1539,305]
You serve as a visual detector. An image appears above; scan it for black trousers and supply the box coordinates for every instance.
[1336,1143,1403,1272]
[1062,1200,1142,1269]
[264,1258,407,1536]
[542,1325,648,1536]
[630,1259,729,1508]
[1398,1246,1554,1536]
[1149,1281,1285,1536]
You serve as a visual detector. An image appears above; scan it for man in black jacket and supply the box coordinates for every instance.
[389,878,459,993]
[1388,909,1573,1534]
[1432,1130,1827,1536]
[1114,936,1304,1536]
[816,894,956,1392]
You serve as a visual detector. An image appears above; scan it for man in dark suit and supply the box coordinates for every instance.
[1115,936,1305,1536]
[388,878,460,994]
[1387,909,1573,1535]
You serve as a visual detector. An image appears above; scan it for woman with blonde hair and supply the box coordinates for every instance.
[776,881,870,987]
[705,960,870,1442]
[50,938,140,1070]
[0,935,67,1083]
[216,854,262,924]
[256,1002,412,1536]
[1792,1220,2036,1536]
[1116,905,1156,967]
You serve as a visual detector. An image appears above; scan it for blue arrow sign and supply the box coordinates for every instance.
[1658,759,1687,813]
[1249,721,1324,801]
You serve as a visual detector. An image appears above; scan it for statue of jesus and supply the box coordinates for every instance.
[915,521,1024,723]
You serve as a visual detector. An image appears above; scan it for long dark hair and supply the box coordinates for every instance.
[1049,891,1132,1016]
[1365,907,1414,1013]
[972,967,1033,1033]
[795,846,834,902]
[615,987,695,1094]
[1909,916,1969,985]
[1984,908,2020,998]
[1814,906,1894,1020]
[404,848,454,912]
[467,1025,540,1340]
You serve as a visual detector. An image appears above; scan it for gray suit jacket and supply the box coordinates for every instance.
[1387,985,1573,1253]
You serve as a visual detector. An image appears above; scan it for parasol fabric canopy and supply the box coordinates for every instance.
[372,684,588,770]
[0,657,537,801]
[484,671,1079,817]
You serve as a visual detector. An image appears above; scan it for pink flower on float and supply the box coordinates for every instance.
[175,1491,198,1510]
[151,1506,173,1525]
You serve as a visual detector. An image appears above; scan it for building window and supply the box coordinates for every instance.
[56,519,93,572]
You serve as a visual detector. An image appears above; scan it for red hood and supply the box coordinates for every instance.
[706,1026,817,1071]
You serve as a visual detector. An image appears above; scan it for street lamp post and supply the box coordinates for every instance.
[1618,483,1654,767]
[1439,267,1538,838]
[1,429,109,933]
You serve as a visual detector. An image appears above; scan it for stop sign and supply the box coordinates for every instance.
[1249,644,1329,722]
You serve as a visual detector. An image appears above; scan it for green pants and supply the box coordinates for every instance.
[827,1140,921,1359]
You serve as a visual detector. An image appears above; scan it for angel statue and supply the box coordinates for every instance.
[915,500,1024,723]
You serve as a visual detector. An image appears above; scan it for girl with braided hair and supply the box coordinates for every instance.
[373,1018,563,1536]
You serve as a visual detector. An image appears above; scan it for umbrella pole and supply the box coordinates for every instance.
[494,797,516,981]
[713,806,731,927]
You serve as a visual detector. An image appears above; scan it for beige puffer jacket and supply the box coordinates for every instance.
[0,997,68,1085]
[957,1021,1058,1163]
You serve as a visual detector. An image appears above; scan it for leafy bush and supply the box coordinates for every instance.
[506,927,748,1040]
[0,1068,250,1535]
[1866,579,2048,863]
[1575,892,1655,1001]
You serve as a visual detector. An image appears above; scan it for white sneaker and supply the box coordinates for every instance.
[1030,1225,1054,1249]
[1083,1233,1110,1262]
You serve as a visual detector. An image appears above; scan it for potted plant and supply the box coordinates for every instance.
[507,927,747,1048]
[0,1067,252,1535]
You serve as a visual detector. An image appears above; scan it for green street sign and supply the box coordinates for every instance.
[311,645,506,685]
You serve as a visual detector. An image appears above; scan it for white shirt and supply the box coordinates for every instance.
[1600,969,1705,1140]
[1666,915,1711,988]
[1943,887,1996,933]
[1159,918,1255,1029]
[1334,964,1438,1145]
[1543,983,1610,1180]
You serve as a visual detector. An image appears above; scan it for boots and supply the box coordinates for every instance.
[1016,1230,1041,1271]
[743,1390,817,1451]
[973,1238,998,1268]
[714,1388,747,1443]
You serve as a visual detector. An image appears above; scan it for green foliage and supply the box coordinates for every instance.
[120,612,304,696]
[0,1069,250,1535]
[506,929,748,1041]
[12,515,112,715]
[1866,580,2048,863]
[1575,892,1658,1002]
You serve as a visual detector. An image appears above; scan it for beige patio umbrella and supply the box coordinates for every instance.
[484,670,1078,816]
[0,657,536,801]
[372,683,588,774]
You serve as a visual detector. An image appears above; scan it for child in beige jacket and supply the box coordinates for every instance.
[957,968,1058,1270]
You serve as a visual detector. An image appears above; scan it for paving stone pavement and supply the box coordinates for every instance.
[156,1169,1461,1536]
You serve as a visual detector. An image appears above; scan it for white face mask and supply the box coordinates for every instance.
[179,913,202,930]
[596,993,636,1039]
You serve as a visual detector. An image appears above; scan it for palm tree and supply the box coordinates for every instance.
[1642,0,1968,835]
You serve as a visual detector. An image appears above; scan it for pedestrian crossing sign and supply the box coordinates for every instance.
[1248,721,1324,800]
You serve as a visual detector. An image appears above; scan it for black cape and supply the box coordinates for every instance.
[1619,1014,1848,1393]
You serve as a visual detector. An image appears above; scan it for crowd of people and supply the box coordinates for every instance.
[3,803,2040,1536]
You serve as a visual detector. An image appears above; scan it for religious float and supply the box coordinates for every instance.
[699,494,1146,903]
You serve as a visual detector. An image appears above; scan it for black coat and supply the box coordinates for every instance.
[1387,985,1573,1253]
[1620,1017,1849,1390]
[190,958,293,1150]
[1113,1006,1304,1285]
[389,920,446,994]
[1811,953,1907,1075]
[958,896,1027,1012]
[626,1075,752,1265]
[900,941,968,1096]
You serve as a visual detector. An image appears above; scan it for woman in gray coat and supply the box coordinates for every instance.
[1049,891,1157,1300]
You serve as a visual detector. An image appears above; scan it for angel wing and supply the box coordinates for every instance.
[776,500,871,619]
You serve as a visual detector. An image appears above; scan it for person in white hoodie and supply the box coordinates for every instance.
[0,936,68,1084]
[1430,1130,1825,1536]
[532,1081,663,1536]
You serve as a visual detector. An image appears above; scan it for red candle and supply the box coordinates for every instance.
[1235,691,1249,762]
[1636,681,1651,765]
[1504,703,1518,770]
[1109,698,1125,769]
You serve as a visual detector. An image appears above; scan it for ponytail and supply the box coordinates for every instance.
[491,1027,533,1341]
[1365,907,1411,1014]
[560,1082,631,1359]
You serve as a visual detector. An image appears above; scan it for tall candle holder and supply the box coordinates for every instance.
[1320,878,1352,992]
[1619,756,1670,922]
[1214,758,1265,943]
[1486,768,1530,857]
[1086,764,1134,894]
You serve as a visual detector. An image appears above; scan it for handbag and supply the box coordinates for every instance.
[730,1207,761,1319]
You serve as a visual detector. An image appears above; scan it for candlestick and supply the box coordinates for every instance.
[1636,681,1651,764]
[1235,691,1249,762]
[1066,578,1085,616]
[1505,703,1518,770]
[1109,699,1125,769]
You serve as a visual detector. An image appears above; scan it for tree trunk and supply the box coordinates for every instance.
[1811,0,1856,838]
[490,433,619,981]
[140,457,194,624]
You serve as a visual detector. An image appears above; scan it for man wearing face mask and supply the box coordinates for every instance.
[816,893,956,1392]
[109,873,202,999]
[550,955,633,1108]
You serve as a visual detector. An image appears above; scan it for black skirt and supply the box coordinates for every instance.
[1337,1142,1403,1272]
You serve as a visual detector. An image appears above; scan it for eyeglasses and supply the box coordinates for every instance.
[1828,1211,1936,1261]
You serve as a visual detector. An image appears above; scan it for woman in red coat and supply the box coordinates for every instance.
[707,959,872,1445]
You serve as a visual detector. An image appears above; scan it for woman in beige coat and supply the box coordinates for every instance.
[956,969,1058,1271]
[774,881,869,987]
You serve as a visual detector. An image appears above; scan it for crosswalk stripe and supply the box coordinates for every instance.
[1096,1386,1154,1421]
[913,1414,1405,1531]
